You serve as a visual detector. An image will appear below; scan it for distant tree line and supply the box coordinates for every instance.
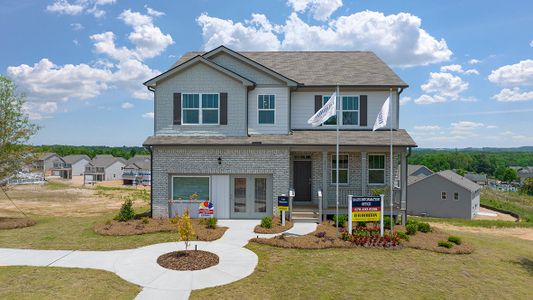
[33,145,149,160]
[409,150,533,180]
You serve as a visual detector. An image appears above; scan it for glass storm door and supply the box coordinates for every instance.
[230,175,272,218]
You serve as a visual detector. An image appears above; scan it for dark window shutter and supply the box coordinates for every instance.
[314,95,322,113]
[360,95,368,126]
[220,92,228,125]
[173,93,181,125]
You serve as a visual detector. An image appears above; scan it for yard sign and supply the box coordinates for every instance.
[198,201,214,218]
[278,196,289,211]
[348,195,384,237]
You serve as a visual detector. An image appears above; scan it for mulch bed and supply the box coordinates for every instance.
[254,217,294,234]
[157,250,219,271]
[0,217,36,230]
[403,227,474,254]
[94,218,227,241]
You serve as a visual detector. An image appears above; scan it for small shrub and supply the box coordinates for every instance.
[115,199,135,222]
[406,223,417,235]
[141,217,150,224]
[356,221,367,227]
[417,222,431,233]
[205,218,217,229]
[397,231,410,241]
[333,214,348,228]
[170,216,179,224]
[261,216,273,229]
[315,231,326,238]
[448,236,462,245]
[177,208,195,251]
[383,216,392,229]
[438,241,454,248]
[370,188,385,196]
[340,231,350,241]
[406,218,418,226]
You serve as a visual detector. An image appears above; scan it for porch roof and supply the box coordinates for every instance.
[144,129,417,147]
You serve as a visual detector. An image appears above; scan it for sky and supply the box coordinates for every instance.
[1,0,532,148]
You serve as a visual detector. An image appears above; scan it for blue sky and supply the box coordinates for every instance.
[1,0,532,148]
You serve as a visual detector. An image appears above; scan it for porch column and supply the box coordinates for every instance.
[322,150,328,209]
[400,151,408,225]
[361,151,367,195]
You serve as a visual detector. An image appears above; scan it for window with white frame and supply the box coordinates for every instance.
[258,95,275,124]
[368,154,385,184]
[321,95,360,126]
[441,192,447,200]
[453,192,459,201]
[182,93,219,124]
[172,176,210,201]
[331,154,349,184]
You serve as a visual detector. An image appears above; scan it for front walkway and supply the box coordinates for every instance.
[0,220,317,299]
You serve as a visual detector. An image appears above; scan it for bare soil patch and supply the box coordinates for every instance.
[430,222,533,241]
[157,250,219,271]
[403,227,474,254]
[475,207,517,221]
[254,217,293,234]
[94,218,228,241]
[0,217,36,230]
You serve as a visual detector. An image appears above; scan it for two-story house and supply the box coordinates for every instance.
[122,155,151,186]
[51,154,90,179]
[83,155,126,184]
[143,46,416,222]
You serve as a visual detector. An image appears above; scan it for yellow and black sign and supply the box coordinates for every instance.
[351,196,381,222]
[278,196,289,211]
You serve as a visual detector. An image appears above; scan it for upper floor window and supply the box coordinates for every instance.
[258,95,275,124]
[441,192,447,200]
[453,192,459,201]
[182,93,219,125]
[322,95,360,126]
[368,154,385,184]
[331,154,349,184]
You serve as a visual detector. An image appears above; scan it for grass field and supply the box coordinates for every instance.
[192,231,533,299]
[0,266,140,300]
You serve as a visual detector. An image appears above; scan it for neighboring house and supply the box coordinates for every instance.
[142,45,416,221]
[464,172,488,186]
[407,170,481,219]
[33,153,63,175]
[408,165,433,177]
[517,167,533,184]
[84,155,126,184]
[52,155,90,179]
[123,155,151,186]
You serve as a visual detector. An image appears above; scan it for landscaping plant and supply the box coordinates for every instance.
[448,236,462,245]
[261,216,273,229]
[115,199,135,222]
[406,223,417,235]
[177,208,195,251]
[396,231,410,241]
[141,217,149,224]
[438,241,454,248]
[206,218,217,229]
[417,222,431,233]
[333,214,348,228]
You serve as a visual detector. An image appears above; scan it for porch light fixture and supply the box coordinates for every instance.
[217,157,222,165]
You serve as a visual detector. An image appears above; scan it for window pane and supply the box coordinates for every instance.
[173,177,209,201]
[183,94,199,108]
[332,155,348,168]
[342,96,359,110]
[323,96,337,125]
[369,155,385,169]
[202,110,218,124]
[254,178,267,213]
[234,178,246,212]
[369,170,385,184]
[258,95,275,109]
[202,94,218,108]
[268,95,275,109]
[183,110,199,124]
[259,111,274,124]
[343,111,358,125]
[332,170,348,184]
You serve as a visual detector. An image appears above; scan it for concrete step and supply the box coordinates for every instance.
[291,211,319,216]
[291,216,320,223]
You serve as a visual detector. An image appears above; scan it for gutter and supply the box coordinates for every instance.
[145,145,153,218]
[404,146,412,224]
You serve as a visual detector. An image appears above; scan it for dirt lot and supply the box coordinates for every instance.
[430,223,533,241]
[0,180,148,217]
[475,207,517,221]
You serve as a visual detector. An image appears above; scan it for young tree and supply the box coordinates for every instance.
[177,208,195,252]
[0,76,39,181]
[503,168,518,182]
[519,178,533,196]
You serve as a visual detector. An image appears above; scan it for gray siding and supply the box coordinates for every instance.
[71,159,89,176]
[154,63,247,136]
[407,175,476,219]
[210,52,284,85]
[248,87,290,135]
[152,146,290,218]
[291,90,399,130]
[104,161,126,181]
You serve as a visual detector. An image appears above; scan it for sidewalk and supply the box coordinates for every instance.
[0,220,317,299]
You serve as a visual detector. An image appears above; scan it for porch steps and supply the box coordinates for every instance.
[291,210,320,223]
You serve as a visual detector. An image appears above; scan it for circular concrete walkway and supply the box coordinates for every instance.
[0,220,317,300]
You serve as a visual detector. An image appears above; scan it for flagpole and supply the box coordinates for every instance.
[336,84,340,237]
[389,88,393,234]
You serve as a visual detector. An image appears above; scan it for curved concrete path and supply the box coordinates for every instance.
[0,220,316,299]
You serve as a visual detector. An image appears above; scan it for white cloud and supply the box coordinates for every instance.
[530,40,533,48]
[46,0,116,18]
[492,87,533,102]
[70,23,84,31]
[22,102,58,120]
[142,112,154,119]
[486,125,498,129]
[440,64,478,75]
[468,59,480,65]
[145,5,165,17]
[287,0,343,21]
[464,69,479,75]
[414,125,441,131]
[399,96,411,106]
[121,102,134,109]
[488,59,533,86]
[413,94,446,104]
[73,39,79,46]
[197,10,452,67]
[450,121,485,131]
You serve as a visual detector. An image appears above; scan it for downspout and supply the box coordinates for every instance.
[404,146,412,224]
[146,146,153,218]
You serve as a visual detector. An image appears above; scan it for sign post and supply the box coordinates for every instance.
[380,194,384,237]
[278,195,289,226]
[348,195,353,234]
[348,195,383,237]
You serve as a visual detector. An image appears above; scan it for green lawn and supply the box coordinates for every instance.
[192,231,533,299]
[0,266,141,300]
[0,213,178,250]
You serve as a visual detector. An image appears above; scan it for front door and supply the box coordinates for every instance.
[293,161,312,201]
[230,175,272,218]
